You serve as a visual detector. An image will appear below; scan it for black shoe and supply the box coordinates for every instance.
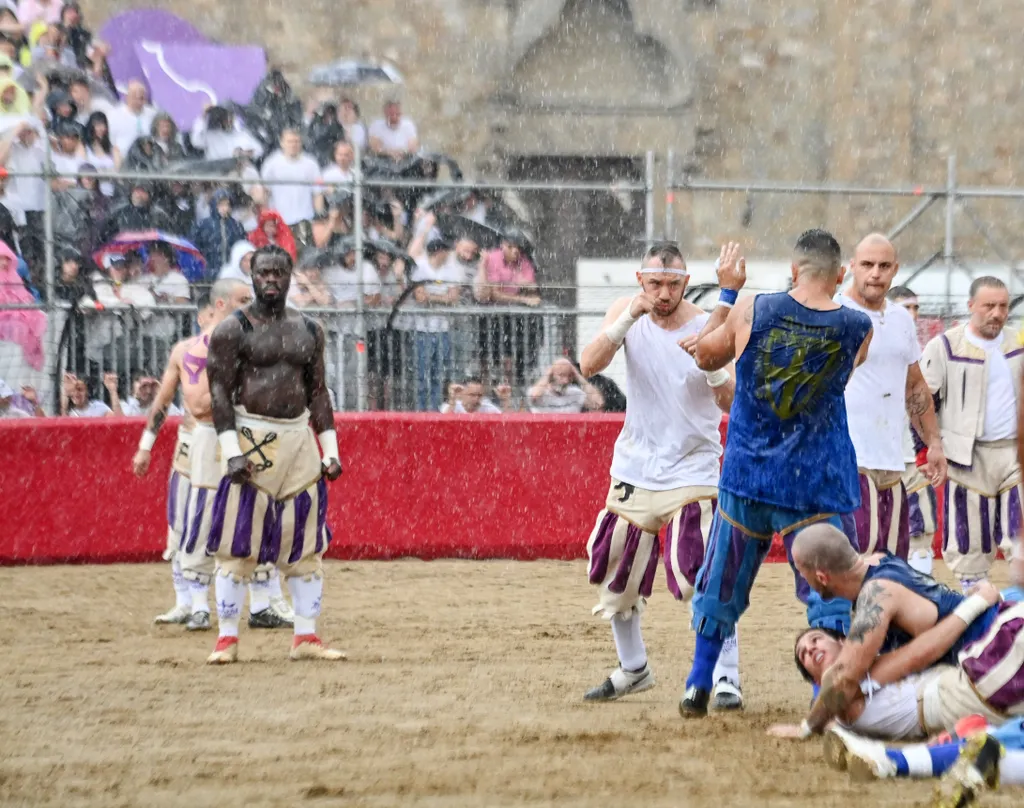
[678,685,710,718]
[248,608,292,629]
[185,611,212,631]
[711,678,743,711]
[934,733,1003,808]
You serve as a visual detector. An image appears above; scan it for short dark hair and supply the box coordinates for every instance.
[252,244,293,270]
[463,376,484,387]
[640,241,685,270]
[793,626,846,683]
[149,241,175,263]
[793,229,842,279]
[968,276,1007,300]
[888,285,917,302]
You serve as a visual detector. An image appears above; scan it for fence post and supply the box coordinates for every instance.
[944,154,957,315]
[43,139,55,307]
[665,149,675,242]
[353,143,367,413]
[644,150,655,251]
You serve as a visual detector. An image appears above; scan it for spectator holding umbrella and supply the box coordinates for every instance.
[190,188,245,275]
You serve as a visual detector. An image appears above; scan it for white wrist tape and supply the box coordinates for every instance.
[603,304,640,346]
[318,429,340,464]
[704,368,731,388]
[953,593,992,624]
[218,430,244,461]
[138,430,157,452]
[798,719,813,739]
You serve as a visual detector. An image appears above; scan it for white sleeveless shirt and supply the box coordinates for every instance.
[846,669,944,740]
[609,313,724,490]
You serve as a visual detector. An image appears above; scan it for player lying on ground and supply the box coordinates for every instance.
[790,527,1024,739]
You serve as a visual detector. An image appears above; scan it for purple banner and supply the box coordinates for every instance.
[98,10,208,97]
[134,43,267,129]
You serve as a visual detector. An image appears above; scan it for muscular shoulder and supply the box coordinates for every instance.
[209,311,244,347]
[167,339,189,367]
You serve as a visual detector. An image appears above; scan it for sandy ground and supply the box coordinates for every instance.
[0,560,1016,808]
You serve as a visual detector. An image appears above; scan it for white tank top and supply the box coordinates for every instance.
[609,313,723,490]
[846,670,941,740]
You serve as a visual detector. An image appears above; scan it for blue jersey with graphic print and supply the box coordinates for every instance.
[719,292,871,513]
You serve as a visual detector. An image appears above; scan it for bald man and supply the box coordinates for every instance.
[109,79,157,154]
[790,524,1024,740]
[837,235,946,561]
[527,359,602,413]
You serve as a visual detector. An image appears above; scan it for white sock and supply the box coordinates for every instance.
[611,611,647,671]
[1002,750,1024,786]
[712,628,740,688]
[248,578,271,614]
[189,580,210,615]
[901,744,935,777]
[908,550,933,576]
[266,569,284,601]
[287,576,323,638]
[171,559,189,609]
[215,575,244,638]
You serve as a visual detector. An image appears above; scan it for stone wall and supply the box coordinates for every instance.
[86,0,1024,262]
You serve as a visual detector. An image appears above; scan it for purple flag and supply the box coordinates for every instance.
[98,10,209,95]
[133,43,268,129]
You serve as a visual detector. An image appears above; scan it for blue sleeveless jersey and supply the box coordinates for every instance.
[719,292,871,513]
[863,554,998,665]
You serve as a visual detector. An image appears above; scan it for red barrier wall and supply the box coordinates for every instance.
[0,415,943,566]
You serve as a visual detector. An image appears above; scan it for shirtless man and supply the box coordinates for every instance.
[790,524,1024,740]
[133,282,295,631]
[203,244,344,664]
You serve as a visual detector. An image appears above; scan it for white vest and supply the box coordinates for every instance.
[846,671,941,741]
[609,313,723,491]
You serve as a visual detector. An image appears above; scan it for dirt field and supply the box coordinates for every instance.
[0,560,1016,808]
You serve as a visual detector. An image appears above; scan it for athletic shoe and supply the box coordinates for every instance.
[185,611,212,631]
[711,678,743,711]
[249,608,292,629]
[583,665,655,702]
[269,595,295,622]
[289,635,346,661]
[678,685,710,718]
[153,604,191,625]
[822,725,896,780]
[206,636,239,665]
[933,733,1003,808]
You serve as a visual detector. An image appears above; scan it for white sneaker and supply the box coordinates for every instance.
[711,678,744,710]
[583,665,655,701]
[153,604,191,625]
[823,725,896,780]
[269,595,295,621]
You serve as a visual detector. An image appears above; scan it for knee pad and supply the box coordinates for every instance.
[252,564,278,583]
[181,567,213,586]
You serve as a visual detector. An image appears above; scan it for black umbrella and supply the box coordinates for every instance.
[18,59,117,102]
[434,214,503,250]
[307,60,403,88]
[417,187,472,213]
[297,245,336,270]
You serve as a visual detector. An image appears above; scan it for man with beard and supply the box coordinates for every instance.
[202,245,344,663]
[921,277,1024,590]
[577,242,740,708]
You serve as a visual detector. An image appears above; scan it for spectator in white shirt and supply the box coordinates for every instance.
[61,372,121,417]
[189,104,263,161]
[49,119,84,189]
[0,117,45,273]
[368,100,419,160]
[146,240,190,304]
[120,372,183,416]
[321,140,354,189]
[69,75,113,125]
[338,97,366,153]
[107,80,157,156]
[0,378,34,417]
[259,128,321,246]
[528,358,603,414]
[441,378,513,414]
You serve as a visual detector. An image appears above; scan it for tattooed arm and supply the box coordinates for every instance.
[906,361,947,486]
[805,580,896,734]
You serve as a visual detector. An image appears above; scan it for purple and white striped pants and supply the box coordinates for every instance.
[958,600,1024,717]
[586,478,716,619]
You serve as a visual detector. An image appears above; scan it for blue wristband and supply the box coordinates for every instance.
[718,289,739,308]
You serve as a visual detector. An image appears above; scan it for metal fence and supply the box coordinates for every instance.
[5,148,1024,414]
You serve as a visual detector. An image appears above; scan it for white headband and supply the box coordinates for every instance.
[640,268,689,276]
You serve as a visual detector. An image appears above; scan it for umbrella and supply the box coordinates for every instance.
[434,214,503,250]
[307,60,403,88]
[163,157,242,177]
[92,231,207,283]
[18,60,117,102]
[416,187,472,213]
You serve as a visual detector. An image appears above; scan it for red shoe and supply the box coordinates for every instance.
[206,636,239,664]
[289,634,346,661]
